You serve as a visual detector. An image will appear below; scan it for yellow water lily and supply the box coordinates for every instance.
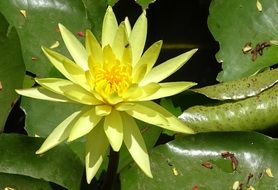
[16,6,197,183]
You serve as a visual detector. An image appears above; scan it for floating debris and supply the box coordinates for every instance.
[242,42,252,54]
[172,167,179,176]
[50,41,60,49]
[256,0,262,12]
[232,181,240,190]
[77,31,85,37]
[266,168,274,178]
[20,10,27,18]
[201,161,213,169]
[270,40,278,45]
[31,56,38,61]
[192,185,199,190]
[221,151,238,170]
[247,186,255,190]
[4,187,16,190]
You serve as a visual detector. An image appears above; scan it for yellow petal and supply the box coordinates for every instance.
[112,22,128,60]
[140,82,197,101]
[102,6,118,48]
[125,102,168,127]
[129,11,147,66]
[16,87,71,102]
[115,102,135,111]
[86,30,103,64]
[132,64,147,83]
[35,78,102,105]
[124,17,131,37]
[36,110,81,154]
[85,123,109,183]
[122,113,152,178]
[125,83,160,101]
[42,47,89,90]
[126,101,195,134]
[68,108,102,142]
[134,40,162,75]
[58,24,88,70]
[95,105,112,116]
[104,110,123,151]
[140,49,198,85]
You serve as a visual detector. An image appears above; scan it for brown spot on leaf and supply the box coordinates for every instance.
[0,81,2,91]
[221,151,238,170]
[201,161,213,169]
[192,185,199,190]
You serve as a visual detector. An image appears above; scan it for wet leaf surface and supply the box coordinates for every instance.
[121,132,278,189]
[0,134,83,190]
[180,84,278,132]
[208,0,278,81]
[192,68,278,100]
[0,13,25,131]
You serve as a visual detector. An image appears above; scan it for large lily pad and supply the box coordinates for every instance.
[0,0,90,77]
[0,13,25,131]
[180,84,278,132]
[192,68,278,100]
[208,0,278,81]
[0,133,83,190]
[0,173,52,190]
[121,132,278,189]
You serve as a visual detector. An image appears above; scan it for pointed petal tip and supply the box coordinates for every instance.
[35,148,45,155]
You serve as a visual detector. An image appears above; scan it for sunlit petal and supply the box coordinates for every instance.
[140,82,197,101]
[124,17,131,37]
[104,110,123,151]
[147,101,194,133]
[85,123,109,184]
[125,83,160,101]
[68,108,102,142]
[35,78,102,105]
[126,101,194,133]
[42,47,89,90]
[125,102,168,127]
[59,24,88,70]
[134,40,162,75]
[129,11,147,66]
[95,105,112,116]
[36,110,81,154]
[86,30,103,64]
[122,113,152,177]
[132,64,147,83]
[112,22,128,60]
[102,6,118,48]
[16,87,71,102]
[140,49,198,85]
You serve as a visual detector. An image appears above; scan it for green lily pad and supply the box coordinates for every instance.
[0,133,83,190]
[180,84,278,132]
[135,0,157,9]
[208,0,278,82]
[118,121,162,172]
[192,68,278,100]
[0,13,25,130]
[82,0,107,41]
[121,132,278,189]
[0,173,52,190]
[0,0,90,77]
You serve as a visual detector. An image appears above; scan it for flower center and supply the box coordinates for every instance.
[88,50,132,101]
[94,62,131,95]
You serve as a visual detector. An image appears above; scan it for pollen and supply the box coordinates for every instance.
[89,48,132,100]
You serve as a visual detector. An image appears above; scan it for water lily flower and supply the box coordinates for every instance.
[16,6,197,183]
